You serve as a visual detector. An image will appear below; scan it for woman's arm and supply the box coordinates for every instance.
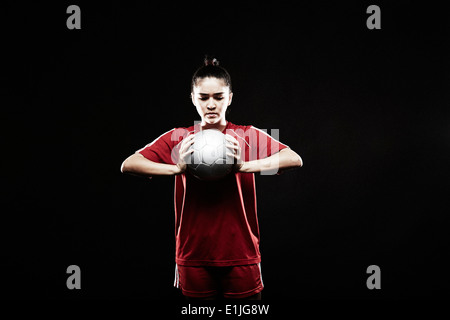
[121,134,195,177]
[121,153,181,176]
[239,148,303,174]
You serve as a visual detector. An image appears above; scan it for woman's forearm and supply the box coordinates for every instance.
[121,153,181,176]
[240,148,303,174]
[122,148,302,177]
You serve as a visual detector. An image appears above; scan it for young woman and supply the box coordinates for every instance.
[121,57,303,300]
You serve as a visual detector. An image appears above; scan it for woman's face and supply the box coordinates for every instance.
[191,77,233,127]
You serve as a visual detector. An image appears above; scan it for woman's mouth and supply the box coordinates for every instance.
[206,113,218,118]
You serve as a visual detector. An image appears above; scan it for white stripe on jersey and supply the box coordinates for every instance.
[258,263,264,287]
[173,264,179,288]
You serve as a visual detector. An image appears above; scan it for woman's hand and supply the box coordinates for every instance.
[175,134,195,174]
[225,134,244,172]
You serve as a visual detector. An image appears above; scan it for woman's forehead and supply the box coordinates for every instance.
[193,77,229,93]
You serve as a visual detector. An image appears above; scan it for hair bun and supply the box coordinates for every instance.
[204,56,219,66]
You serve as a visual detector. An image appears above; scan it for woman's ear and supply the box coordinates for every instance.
[191,92,195,106]
[228,92,233,106]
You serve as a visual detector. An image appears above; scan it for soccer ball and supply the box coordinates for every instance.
[185,129,234,181]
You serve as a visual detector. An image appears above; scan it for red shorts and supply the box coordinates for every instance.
[174,263,264,299]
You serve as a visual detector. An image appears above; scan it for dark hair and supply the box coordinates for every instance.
[191,56,232,93]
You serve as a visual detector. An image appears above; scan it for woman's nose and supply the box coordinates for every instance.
[207,99,216,109]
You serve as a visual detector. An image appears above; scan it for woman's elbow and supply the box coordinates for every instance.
[287,149,303,167]
[120,156,133,173]
[293,154,303,167]
[120,160,128,173]
[280,149,303,169]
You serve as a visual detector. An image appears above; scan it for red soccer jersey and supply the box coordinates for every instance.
[138,121,288,266]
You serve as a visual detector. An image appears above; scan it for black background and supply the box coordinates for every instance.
[1,0,449,304]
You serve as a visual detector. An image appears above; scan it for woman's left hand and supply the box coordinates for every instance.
[225,134,244,172]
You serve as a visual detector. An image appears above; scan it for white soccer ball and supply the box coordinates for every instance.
[185,129,234,181]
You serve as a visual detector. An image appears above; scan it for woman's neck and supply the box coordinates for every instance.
[201,120,228,132]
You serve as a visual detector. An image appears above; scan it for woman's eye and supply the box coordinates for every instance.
[198,96,223,101]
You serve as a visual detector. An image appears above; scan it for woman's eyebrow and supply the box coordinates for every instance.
[199,92,224,96]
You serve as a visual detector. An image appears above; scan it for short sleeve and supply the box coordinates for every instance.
[246,126,288,161]
[138,128,189,164]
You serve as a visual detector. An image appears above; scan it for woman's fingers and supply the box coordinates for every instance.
[226,152,238,159]
[182,148,195,157]
[226,144,239,150]
[225,135,240,152]
[225,134,239,145]
[180,134,195,153]
[225,135,244,172]
[175,135,195,168]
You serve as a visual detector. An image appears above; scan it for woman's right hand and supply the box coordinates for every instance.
[175,134,195,174]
